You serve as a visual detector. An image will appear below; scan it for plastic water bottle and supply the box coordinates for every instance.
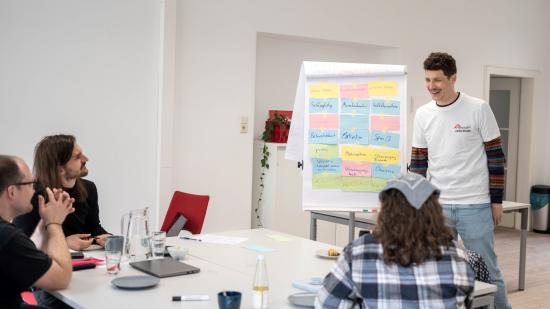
[252,255,269,308]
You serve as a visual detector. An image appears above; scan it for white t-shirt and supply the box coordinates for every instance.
[412,93,500,204]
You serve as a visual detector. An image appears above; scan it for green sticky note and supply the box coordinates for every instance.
[267,234,292,242]
[342,177,387,192]
[312,174,342,189]
[309,144,339,159]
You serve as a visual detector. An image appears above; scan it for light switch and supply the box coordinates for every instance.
[240,117,248,133]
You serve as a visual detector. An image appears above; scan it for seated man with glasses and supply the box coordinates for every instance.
[0,155,75,308]
[316,173,475,309]
[14,134,110,251]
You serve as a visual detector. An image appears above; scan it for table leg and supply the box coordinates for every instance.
[349,212,355,243]
[519,208,528,291]
[310,213,317,241]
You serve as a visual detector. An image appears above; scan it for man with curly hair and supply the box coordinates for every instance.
[410,52,510,308]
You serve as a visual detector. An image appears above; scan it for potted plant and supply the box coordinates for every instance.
[255,113,291,227]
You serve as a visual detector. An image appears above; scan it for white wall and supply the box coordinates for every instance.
[174,0,550,232]
[0,0,163,232]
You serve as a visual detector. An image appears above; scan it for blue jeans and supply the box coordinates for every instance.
[442,203,511,309]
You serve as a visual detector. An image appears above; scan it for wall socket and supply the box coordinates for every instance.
[240,117,248,133]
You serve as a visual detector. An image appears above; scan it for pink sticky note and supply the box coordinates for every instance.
[342,161,372,177]
[340,84,369,99]
[371,115,400,132]
[309,114,339,129]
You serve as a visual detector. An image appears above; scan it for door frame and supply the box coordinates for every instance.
[483,66,539,229]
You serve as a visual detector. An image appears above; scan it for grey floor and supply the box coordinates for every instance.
[495,227,550,308]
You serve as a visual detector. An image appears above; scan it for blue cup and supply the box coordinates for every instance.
[217,291,241,309]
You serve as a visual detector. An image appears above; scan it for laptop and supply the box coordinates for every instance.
[130,258,200,278]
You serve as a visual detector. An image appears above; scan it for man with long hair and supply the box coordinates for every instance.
[411,52,509,308]
[316,174,474,308]
[14,134,110,251]
[0,155,74,308]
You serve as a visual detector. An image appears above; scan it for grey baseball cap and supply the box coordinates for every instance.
[379,173,439,209]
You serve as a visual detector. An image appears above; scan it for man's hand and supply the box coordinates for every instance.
[66,234,94,251]
[94,234,110,247]
[38,188,75,228]
[491,203,503,226]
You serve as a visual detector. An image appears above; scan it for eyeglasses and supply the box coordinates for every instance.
[11,180,39,189]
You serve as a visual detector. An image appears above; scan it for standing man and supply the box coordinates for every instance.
[411,52,510,308]
[0,155,74,308]
[14,134,110,251]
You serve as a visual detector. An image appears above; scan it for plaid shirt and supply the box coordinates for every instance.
[315,235,475,309]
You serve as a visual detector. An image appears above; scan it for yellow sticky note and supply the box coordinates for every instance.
[368,81,398,96]
[309,83,339,99]
[372,148,400,164]
[341,145,374,162]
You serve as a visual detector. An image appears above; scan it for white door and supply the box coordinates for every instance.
[489,77,521,227]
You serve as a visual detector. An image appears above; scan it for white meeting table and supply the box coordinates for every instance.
[52,228,497,308]
[310,201,529,290]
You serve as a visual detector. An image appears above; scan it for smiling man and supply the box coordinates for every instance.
[410,52,510,309]
[14,134,110,251]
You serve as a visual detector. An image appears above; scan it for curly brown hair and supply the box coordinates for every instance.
[423,52,457,78]
[373,189,454,267]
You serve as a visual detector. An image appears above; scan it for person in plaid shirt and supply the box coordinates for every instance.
[316,174,475,308]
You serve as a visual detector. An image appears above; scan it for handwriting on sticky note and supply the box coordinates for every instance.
[368,81,398,96]
[309,144,339,159]
[309,83,339,99]
[340,83,369,99]
[371,99,400,115]
[341,145,373,162]
[312,158,341,175]
[342,161,372,177]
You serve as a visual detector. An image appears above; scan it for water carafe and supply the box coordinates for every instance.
[121,207,152,261]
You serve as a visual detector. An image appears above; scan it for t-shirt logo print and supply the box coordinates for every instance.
[454,123,472,133]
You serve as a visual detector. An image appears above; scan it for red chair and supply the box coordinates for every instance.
[161,191,210,235]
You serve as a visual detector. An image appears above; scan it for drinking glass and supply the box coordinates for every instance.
[152,231,166,258]
[105,235,124,274]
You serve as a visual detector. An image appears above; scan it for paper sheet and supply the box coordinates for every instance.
[180,234,248,245]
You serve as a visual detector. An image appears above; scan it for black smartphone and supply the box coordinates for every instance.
[73,263,96,271]
[71,251,85,259]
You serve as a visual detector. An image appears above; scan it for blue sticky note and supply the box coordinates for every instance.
[242,244,275,253]
[341,99,370,114]
[372,163,401,179]
[340,114,369,130]
[371,99,400,115]
[311,158,341,175]
[370,131,400,149]
[309,98,338,113]
[309,129,338,144]
[340,128,369,145]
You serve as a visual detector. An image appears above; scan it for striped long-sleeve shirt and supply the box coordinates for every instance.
[410,137,505,204]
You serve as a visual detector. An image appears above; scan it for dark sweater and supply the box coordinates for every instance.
[13,178,109,237]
